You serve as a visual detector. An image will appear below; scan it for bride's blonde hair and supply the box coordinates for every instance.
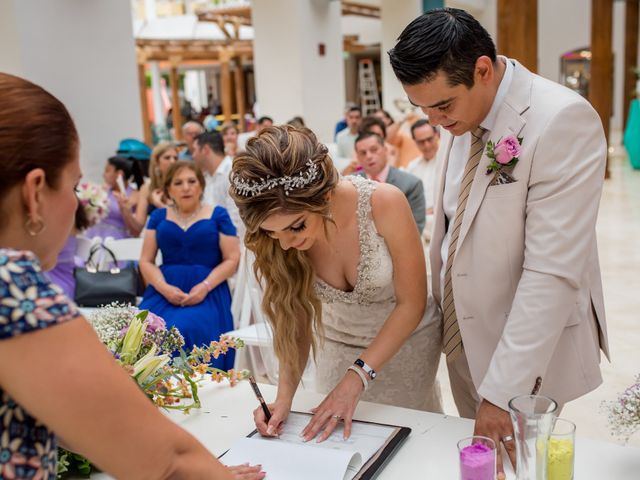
[230,125,339,378]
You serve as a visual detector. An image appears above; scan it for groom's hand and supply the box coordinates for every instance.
[473,399,516,480]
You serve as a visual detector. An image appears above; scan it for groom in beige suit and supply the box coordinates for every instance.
[389,8,608,476]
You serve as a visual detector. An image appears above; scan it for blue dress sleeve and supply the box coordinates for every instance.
[213,206,238,237]
[146,208,167,230]
[0,250,79,339]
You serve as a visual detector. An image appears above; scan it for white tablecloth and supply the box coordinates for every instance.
[93,381,640,478]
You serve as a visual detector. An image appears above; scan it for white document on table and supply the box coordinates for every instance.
[221,412,397,480]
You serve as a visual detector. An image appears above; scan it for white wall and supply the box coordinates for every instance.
[0,0,142,182]
[380,0,422,118]
[612,0,625,132]
[538,0,591,85]
[252,0,344,143]
[301,0,345,142]
[447,0,496,40]
[539,0,624,135]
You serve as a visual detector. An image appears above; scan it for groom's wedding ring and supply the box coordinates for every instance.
[501,435,514,443]
[332,415,342,420]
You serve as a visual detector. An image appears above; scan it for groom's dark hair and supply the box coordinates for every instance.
[388,8,496,88]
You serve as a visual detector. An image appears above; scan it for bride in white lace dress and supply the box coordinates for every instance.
[230,125,442,443]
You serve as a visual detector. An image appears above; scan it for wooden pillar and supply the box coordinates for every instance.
[497,0,538,73]
[233,56,246,132]
[220,49,233,125]
[137,62,153,145]
[589,0,613,177]
[169,63,182,141]
[623,0,639,130]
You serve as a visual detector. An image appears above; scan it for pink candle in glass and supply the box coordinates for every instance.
[459,443,495,480]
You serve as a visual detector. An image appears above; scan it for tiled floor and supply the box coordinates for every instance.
[435,142,640,448]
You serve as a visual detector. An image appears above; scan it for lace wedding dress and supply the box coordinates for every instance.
[314,176,443,412]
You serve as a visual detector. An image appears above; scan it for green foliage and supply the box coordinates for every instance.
[57,448,95,479]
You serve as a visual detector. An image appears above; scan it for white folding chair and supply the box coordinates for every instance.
[99,237,144,269]
[231,248,255,330]
[75,236,101,264]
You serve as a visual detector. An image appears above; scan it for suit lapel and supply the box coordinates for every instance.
[386,166,397,184]
[455,60,532,254]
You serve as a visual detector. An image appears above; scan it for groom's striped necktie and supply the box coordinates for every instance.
[442,126,487,362]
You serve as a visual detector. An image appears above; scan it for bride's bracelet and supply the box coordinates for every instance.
[347,365,369,391]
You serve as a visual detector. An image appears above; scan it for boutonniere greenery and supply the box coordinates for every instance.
[485,134,523,174]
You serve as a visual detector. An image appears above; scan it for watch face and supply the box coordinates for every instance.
[355,359,376,379]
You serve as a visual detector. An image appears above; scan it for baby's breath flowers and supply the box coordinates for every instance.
[602,375,640,443]
[88,304,247,411]
[59,304,248,477]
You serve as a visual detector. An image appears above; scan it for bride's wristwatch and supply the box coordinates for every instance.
[354,359,377,380]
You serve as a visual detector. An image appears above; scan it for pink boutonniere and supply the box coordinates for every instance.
[485,134,523,174]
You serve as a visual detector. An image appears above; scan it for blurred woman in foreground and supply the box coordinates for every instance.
[0,72,263,480]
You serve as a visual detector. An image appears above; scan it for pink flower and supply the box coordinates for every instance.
[494,135,521,165]
[145,311,166,333]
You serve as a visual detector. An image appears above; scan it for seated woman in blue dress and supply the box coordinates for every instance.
[139,161,240,370]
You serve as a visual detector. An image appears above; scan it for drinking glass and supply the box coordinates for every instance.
[508,395,558,480]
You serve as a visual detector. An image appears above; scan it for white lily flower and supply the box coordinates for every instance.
[133,345,170,384]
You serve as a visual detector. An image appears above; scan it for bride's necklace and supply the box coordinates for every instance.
[173,204,202,231]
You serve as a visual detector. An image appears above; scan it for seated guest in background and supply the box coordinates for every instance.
[340,115,398,175]
[192,131,244,237]
[46,201,91,299]
[354,131,426,232]
[135,142,178,226]
[221,123,239,157]
[139,161,240,370]
[179,121,205,160]
[335,106,362,159]
[334,102,357,140]
[237,116,274,152]
[230,125,442,443]
[86,155,143,239]
[0,72,262,480]
[407,119,440,216]
[373,109,422,168]
[360,115,400,166]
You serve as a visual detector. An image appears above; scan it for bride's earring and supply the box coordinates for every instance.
[25,216,46,236]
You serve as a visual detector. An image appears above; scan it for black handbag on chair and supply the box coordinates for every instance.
[74,244,138,307]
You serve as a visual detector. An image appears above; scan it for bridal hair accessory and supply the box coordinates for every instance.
[231,159,319,197]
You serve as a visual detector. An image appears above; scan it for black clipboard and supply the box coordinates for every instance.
[233,411,411,480]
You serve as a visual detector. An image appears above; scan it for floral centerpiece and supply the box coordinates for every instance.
[75,181,109,227]
[602,374,640,443]
[57,303,247,478]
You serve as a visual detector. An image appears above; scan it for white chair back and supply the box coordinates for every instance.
[99,237,144,269]
[97,237,162,268]
[76,236,101,263]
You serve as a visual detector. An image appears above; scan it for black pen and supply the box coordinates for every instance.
[248,375,272,422]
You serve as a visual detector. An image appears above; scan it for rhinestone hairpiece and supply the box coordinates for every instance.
[231,159,319,197]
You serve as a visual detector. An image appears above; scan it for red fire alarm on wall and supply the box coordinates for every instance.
[318,43,326,56]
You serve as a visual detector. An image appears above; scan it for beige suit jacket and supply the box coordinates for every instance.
[430,60,609,410]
